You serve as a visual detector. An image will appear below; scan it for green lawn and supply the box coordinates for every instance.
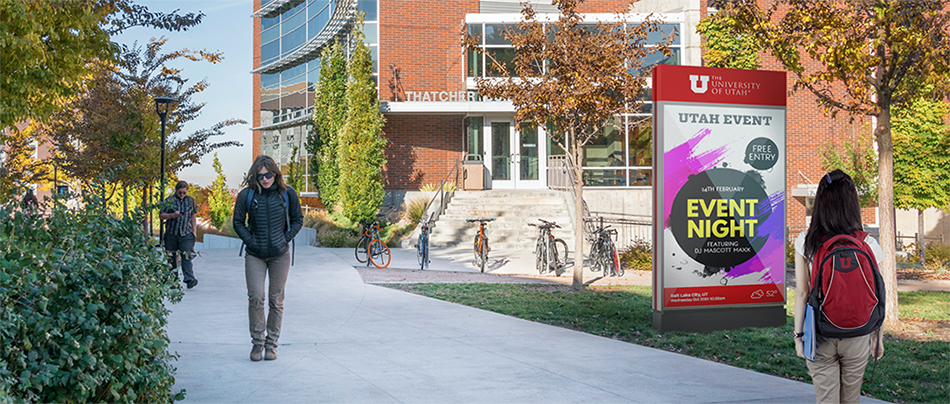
[387,283,949,404]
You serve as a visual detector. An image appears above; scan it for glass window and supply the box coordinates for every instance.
[262,16,278,31]
[465,116,484,157]
[262,26,280,44]
[363,22,378,44]
[485,24,517,45]
[545,122,565,156]
[637,48,680,72]
[648,23,680,45]
[627,118,652,167]
[581,117,623,167]
[467,49,482,77]
[281,25,307,55]
[486,48,517,77]
[286,0,306,21]
[370,46,378,74]
[584,169,626,187]
[628,169,652,186]
[281,72,306,88]
[283,8,307,34]
[261,73,279,89]
[261,41,280,65]
[309,0,330,20]
[281,63,307,83]
[307,65,320,87]
[308,11,330,40]
[358,0,378,21]
[467,24,483,45]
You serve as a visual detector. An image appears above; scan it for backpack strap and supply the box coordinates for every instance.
[282,190,294,266]
[239,188,255,257]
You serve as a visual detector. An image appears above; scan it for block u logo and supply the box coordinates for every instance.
[689,75,709,94]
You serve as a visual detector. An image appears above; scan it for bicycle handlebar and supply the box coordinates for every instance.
[535,219,560,228]
[466,218,496,223]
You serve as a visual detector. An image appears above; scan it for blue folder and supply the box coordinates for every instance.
[803,304,817,361]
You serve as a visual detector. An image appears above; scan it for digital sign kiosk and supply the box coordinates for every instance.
[653,65,787,332]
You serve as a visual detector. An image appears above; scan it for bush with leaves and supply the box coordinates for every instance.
[0,185,184,403]
[619,238,653,271]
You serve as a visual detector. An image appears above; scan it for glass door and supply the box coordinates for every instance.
[489,121,513,188]
[485,120,546,189]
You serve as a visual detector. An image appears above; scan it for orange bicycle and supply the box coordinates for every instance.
[466,218,495,272]
[355,219,390,268]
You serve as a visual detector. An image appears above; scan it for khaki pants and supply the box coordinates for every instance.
[807,334,871,404]
[245,250,291,348]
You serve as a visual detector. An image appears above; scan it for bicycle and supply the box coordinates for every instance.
[529,219,568,276]
[588,219,622,277]
[466,218,495,272]
[355,219,391,268]
[417,215,433,270]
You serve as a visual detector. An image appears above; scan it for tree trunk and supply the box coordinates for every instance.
[918,208,926,266]
[876,108,900,331]
[572,131,585,290]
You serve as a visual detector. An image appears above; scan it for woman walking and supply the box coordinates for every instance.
[233,155,303,361]
[793,169,885,403]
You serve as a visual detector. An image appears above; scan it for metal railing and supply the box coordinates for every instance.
[423,156,463,222]
[585,211,652,250]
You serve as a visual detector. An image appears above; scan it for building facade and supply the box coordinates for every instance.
[249,0,939,239]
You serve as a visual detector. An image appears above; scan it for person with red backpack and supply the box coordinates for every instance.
[793,169,886,404]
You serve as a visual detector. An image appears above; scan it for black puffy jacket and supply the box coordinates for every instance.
[233,185,303,259]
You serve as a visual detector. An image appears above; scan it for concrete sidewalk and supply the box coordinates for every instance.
[167,246,888,403]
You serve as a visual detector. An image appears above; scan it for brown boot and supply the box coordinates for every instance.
[264,347,277,361]
[249,345,264,362]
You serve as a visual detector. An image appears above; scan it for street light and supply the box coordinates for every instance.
[154,96,175,243]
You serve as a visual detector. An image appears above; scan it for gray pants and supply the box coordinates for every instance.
[807,334,871,404]
[245,250,291,348]
[165,233,197,284]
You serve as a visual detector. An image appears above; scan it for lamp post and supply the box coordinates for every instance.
[154,96,175,243]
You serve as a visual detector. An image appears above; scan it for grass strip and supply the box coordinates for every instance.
[386,283,949,404]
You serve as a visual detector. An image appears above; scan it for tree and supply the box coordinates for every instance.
[725,0,950,330]
[46,38,243,203]
[208,153,232,230]
[0,0,203,134]
[285,146,304,193]
[893,93,950,264]
[463,0,673,289]
[820,129,879,208]
[307,40,348,212]
[696,8,760,69]
[0,123,52,199]
[338,22,387,223]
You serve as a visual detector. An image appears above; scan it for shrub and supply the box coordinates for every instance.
[219,215,238,238]
[382,223,415,247]
[319,228,359,248]
[619,238,653,271]
[402,198,428,223]
[0,189,183,403]
[419,182,457,192]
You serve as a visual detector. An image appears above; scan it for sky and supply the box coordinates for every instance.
[113,0,254,190]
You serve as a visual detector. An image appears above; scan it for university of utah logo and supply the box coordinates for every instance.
[689,75,710,94]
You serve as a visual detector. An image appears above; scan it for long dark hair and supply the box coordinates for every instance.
[245,155,286,193]
[803,169,863,261]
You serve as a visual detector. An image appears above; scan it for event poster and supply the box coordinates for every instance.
[653,65,787,311]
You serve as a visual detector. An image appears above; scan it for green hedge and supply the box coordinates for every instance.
[0,194,184,403]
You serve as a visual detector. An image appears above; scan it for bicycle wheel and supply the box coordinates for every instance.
[600,242,613,277]
[589,242,602,274]
[535,239,545,274]
[417,234,426,269]
[479,238,488,273]
[610,244,623,277]
[473,237,484,269]
[553,238,568,276]
[355,236,368,263]
[422,238,429,270]
[368,239,391,268]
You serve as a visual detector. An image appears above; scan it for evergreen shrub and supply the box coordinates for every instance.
[0,190,184,403]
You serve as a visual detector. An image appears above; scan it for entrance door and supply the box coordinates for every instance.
[486,120,545,189]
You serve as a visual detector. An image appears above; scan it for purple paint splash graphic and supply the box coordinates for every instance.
[723,191,786,285]
[663,128,728,228]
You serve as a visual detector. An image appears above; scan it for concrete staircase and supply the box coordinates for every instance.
[428,190,575,250]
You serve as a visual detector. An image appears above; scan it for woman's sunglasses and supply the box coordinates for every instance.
[257,172,274,181]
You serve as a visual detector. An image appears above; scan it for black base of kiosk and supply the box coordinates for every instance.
[654,305,786,332]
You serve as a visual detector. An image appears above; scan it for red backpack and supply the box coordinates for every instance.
[807,231,886,339]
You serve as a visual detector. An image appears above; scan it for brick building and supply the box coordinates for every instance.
[249,0,945,241]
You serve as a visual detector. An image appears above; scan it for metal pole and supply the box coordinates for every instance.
[159,113,167,244]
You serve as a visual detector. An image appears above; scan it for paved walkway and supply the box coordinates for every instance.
[167,246,890,403]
